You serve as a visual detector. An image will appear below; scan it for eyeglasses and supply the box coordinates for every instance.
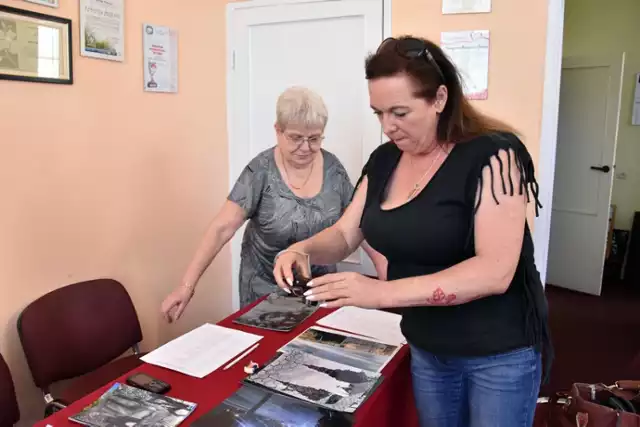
[378,37,446,84]
[284,133,324,148]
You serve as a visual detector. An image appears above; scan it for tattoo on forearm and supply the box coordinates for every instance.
[426,287,457,305]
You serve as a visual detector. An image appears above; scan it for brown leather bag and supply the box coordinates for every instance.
[542,381,640,427]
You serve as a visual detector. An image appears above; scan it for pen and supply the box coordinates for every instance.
[223,343,260,370]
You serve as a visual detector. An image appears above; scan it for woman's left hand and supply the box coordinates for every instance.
[304,272,389,309]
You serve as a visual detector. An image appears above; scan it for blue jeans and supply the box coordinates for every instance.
[410,344,541,427]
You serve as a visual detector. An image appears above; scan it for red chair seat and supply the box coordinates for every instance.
[0,353,20,426]
[57,353,146,405]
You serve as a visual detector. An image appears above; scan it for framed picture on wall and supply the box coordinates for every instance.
[80,0,125,62]
[23,0,60,8]
[0,5,73,84]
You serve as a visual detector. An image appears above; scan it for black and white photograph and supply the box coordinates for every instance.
[68,382,197,427]
[280,327,399,373]
[244,350,381,413]
[0,17,18,70]
[233,292,318,332]
[192,384,353,427]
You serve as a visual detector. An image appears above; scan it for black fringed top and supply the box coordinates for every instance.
[356,131,553,382]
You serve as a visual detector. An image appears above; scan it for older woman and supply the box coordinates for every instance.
[273,37,552,427]
[162,86,385,321]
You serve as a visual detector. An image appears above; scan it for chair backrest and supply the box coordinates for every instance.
[0,352,20,426]
[17,279,143,390]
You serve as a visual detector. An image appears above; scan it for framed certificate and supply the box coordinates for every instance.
[0,5,72,84]
[80,0,124,62]
[24,0,60,8]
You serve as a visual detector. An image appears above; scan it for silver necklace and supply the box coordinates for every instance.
[406,147,444,201]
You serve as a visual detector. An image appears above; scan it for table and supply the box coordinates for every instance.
[35,300,419,426]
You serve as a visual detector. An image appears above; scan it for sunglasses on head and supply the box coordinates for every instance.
[378,37,446,84]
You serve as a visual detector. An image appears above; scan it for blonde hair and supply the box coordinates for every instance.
[276,86,328,130]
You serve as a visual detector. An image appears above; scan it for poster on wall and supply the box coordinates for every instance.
[80,0,124,62]
[23,0,59,8]
[441,30,490,100]
[142,23,178,93]
[442,0,491,14]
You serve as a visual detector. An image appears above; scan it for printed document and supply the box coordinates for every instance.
[142,324,263,378]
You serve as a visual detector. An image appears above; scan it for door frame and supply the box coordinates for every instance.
[546,53,625,294]
[534,0,565,286]
[225,0,392,311]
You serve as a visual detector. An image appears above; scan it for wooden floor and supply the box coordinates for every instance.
[541,281,640,395]
[534,279,640,425]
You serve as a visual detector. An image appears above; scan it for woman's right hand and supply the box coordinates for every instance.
[273,250,311,292]
[161,285,194,323]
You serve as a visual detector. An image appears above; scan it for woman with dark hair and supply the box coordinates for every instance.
[273,36,552,427]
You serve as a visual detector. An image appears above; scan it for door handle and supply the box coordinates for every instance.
[590,165,611,173]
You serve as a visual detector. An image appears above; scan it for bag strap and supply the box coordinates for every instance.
[615,381,640,392]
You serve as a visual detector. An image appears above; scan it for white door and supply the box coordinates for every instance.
[227,0,386,310]
[546,54,625,295]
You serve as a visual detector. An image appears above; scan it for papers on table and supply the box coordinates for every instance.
[141,324,262,378]
[317,306,406,346]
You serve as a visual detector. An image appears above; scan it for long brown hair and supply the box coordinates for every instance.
[365,36,514,143]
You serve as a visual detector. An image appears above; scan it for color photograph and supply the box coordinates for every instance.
[281,327,399,373]
[193,384,352,427]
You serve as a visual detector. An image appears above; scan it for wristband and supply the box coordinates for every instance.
[181,283,195,295]
[274,249,309,262]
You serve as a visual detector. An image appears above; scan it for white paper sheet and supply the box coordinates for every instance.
[141,324,263,378]
[441,30,490,100]
[316,307,406,346]
[442,0,491,14]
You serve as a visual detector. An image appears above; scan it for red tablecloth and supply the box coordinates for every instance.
[35,301,419,426]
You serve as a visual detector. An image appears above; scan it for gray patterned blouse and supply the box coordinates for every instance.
[228,148,354,307]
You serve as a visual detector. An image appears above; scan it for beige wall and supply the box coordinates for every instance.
[0,0,231,424]
[393,0,549,226]
[0,0,550,424]
[563,0,640,230]
[393,0,549,172]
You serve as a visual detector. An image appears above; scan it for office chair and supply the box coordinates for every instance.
[0,351,20,426]
[17,279,145,416]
